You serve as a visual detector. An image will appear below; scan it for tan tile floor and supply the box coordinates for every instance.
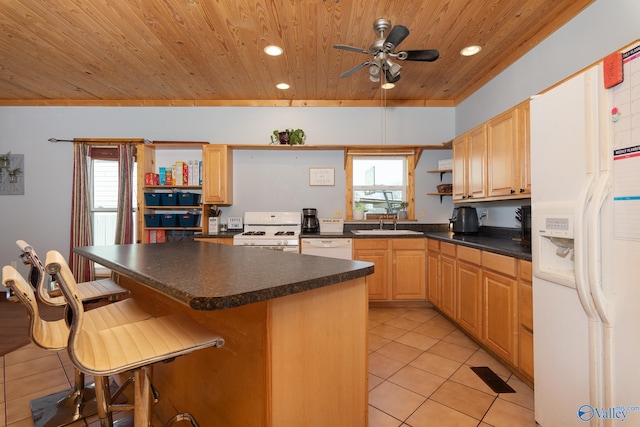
[2,306,535,426]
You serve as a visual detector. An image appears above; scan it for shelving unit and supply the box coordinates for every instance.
[138,142,207,243]
[427,169,453,203]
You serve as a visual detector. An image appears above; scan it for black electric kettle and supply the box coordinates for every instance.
[451,207,479,234]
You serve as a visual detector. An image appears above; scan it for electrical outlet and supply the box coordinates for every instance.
[480,209,488,221]
[419,210,425,218]
[333,209,343,219]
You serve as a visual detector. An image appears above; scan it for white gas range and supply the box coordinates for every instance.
[232,212,301,252]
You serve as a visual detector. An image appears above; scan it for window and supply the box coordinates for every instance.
[352,156,407,213]
[89,149,136,273]
[346,149,418,220]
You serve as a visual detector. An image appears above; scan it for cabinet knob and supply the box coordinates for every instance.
[510,189,516,194]
[520,188,525,193]
[468,195,473,199]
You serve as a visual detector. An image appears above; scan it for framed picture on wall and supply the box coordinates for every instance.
[309,168,335,186]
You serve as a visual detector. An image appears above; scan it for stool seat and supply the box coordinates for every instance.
[45,249,224,427]
[16,240,129,306]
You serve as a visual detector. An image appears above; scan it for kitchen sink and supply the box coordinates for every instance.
[350,229,424,235]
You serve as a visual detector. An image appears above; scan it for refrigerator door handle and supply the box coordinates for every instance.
[589,170,612,327]
[574,172,599,320]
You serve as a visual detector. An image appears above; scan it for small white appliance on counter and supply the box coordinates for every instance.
[232,212,301,252]
[319,218,344,234]
[531,42,640,426]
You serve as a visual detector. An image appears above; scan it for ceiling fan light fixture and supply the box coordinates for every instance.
[460,45,481,56]
[385,59,402,77]
[381,82,395,90]
[276,83,290,90]
[264,45,283,56]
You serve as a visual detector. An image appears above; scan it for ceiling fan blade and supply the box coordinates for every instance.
[397,49,440,62]
[339,62,369,78]
[384,69,401,84]
[383,25,410,51]
[333,44,370,54]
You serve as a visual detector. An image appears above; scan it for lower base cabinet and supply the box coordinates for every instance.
[354,238,425,302]
[426,239,533,385]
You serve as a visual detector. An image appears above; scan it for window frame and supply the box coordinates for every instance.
[345,148,418,220]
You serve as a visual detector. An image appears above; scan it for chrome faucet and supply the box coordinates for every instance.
[379,217,384,230]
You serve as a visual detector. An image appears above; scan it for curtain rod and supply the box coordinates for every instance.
[49,138,150,144]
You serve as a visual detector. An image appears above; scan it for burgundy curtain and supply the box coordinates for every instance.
[115,144,134,245]
[69,143,94,282]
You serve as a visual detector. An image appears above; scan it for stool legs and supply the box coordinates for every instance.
[134,367,152,427]
[94,376,114,427]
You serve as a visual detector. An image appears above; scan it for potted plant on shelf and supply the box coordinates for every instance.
[353,203,366,220]
[0,152,10,169]
[397,202,409,219]
[270,129,306,145]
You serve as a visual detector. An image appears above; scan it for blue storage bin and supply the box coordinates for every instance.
[160,193,178,206]
[160,214,177,227]
[144,193,162,206]
[178,214,200,227]
[177,192,200,206]
[144,214,160,227]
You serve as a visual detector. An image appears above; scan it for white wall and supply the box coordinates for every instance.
[0,106,454,271]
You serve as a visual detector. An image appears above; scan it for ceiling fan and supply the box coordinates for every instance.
[334,18,440,85]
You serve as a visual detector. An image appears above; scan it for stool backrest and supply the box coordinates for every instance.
[2,265,69,350]
[16,240,65,306]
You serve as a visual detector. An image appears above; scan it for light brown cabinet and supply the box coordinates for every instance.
[518,260,534,381]
[482,252,519,367]
[428,239,533,385]
[452,124,487,201]
[354,238,425,302]
[455,246,482,339]
[202,145,233,204]
[453,101,530,202]
[194,237,234,245]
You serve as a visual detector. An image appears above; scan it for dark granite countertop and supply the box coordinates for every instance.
[424,231,532,261]
[74,241,373,311]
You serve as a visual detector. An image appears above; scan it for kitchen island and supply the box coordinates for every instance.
[75,241,373,427]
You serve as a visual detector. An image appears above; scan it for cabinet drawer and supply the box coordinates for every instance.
[353,239,389,250]
[457,246,481,265]
[483,252,517,277]
[519,260,532,282]
[392,238,425,250]
[427,239,440,251]
[440,242,456,257]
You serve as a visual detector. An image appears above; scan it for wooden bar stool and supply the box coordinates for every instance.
[45,250,225,427]
[2,264,153,427]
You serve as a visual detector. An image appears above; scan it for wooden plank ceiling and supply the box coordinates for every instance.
[0,0,594,106]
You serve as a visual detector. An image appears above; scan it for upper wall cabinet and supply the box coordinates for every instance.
[452,123,487,201]
[202,145,233,204]
[453,101,530,203]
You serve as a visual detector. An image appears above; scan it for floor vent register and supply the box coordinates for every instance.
[470,366,516,393]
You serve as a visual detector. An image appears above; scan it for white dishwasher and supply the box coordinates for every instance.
[300,238,353,260]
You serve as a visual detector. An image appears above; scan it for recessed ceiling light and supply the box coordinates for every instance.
[460,45,482,56]
[381,82,395,90]
[276,83,290,90]
[264,45,283,56]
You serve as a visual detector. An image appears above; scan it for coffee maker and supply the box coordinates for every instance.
[302,208,320,233]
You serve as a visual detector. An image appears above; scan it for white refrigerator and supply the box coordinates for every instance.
[531,43,640,426]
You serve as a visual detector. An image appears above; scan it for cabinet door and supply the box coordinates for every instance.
[456,260,482,338]
[392,245,426,300]
[440,255,456,318]
[518,101,531,195]
[427,250,440,307]
[202,145,232,204]
[467,124,487,200]
[483,271,518,366]
[518,260,534,379]
[354,239,390,301]
[487,108,518,197]
[452,135,467,201]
